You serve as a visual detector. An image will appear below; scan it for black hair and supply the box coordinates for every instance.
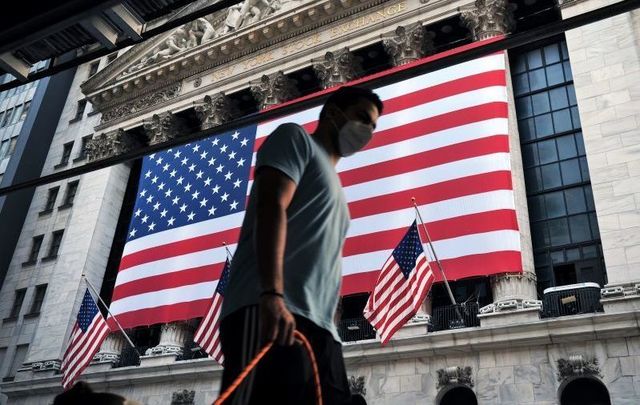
[319,86,383,120]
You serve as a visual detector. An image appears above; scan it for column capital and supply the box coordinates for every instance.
[143,111,188,145]
[145,321,194,358]
[460,0,516,41]
[312,47,362,89]
[194,93,236,131]
[250,71,299,110]
[93,333,126,365]
[86,128,142,161]
[382,23,435,66]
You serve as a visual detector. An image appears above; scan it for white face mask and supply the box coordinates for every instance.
[331,110,373,157]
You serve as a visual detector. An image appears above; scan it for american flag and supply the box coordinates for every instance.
[363,221,434,344]
[193,257,231,364]
[108,51,521,331]
[61,289,111,389]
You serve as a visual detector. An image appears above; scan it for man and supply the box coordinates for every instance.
[219,86,382,404]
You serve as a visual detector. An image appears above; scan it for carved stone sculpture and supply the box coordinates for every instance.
[557,355,601,382]
[436,366,474,388]
[143,111,188,145]
[250,71,299,110]
[86,129,142,161]
[348,375,366,396]
[460,0,516,41]
[383,23,435,66]
[101,83,182,124]
[146,322,193,356]
[171,389,195,405]
[194,93,236,130]
[312,48,362,89]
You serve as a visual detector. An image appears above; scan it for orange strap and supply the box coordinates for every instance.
[213,330,322,405]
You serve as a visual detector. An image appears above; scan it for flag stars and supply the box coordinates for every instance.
[221,192,229,202]
[208,157,216,166]
[212,185,220,194]
[187,211,196,221]
[144,170,152,178]
[200,151,208,159]
[141,214,149,224]
[204,177,212,186]
[156,157,163,165]
[177,176,184,185]
[196,170,204,179]
[153,202,161,211]
[134,208,142,217]
[174,150,182,159]
[140,189,147,197]
[160,209,168,218]
[151,176,158,184]
[240,138,249,147]
[191,190,200,200]
[233,179,242,189]
[200,197,208,207]
[148,222,156,231]
[149,153,156,160]
[230,200,238,210]
[168,217,176,226]
[232,131,240,140]
[212,138,220,146]
[237,158,246,167]
[158,182,165,190]
[179,203,187,213]
[188,163,196,172]
[170,169,177,178]
[192,144,200,153]
[146,195,154,204]
[228,151,237,160]
[224,170,233,181]
[220,144,228,153]
[162,163,170,172]
[165,188,173,198]
[184,183,192,192]
[129,228,137,238]
[181,157,189,166]
[172,196,180,205]
[208,206,217,216]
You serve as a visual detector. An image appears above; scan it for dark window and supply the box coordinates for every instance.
[511,38,605,293]
[28,285,47,314]
[26,235,44,263]
[88,61,99,77]
[58,142,74,166]
[1,108,13,127]
[45,230,64,258]
[8,137,18,156]
[19,101,30,121]
[75,135,92,161]
[9,289,26,318]
[43,187,59,212]
[6,344,29,380]
[0,139,9,159]
[72,100,86,121]
[107,52,117,64]
[61,180,79,206]
[10,105,23,125]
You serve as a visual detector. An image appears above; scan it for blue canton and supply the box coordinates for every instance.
[391,221,425,279]
[127,127,257,241]
[77,289,100,333]
[216,258,232,296]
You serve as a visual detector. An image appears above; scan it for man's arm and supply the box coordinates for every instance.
[254,166,297,346]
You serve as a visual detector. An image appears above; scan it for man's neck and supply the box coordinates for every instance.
[312,124,340,166]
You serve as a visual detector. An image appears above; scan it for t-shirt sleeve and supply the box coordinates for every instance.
[255,123,312,184]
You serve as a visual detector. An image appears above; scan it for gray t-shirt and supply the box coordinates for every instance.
[220,123,350,341]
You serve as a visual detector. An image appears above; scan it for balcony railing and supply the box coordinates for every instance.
[541,282,603,318]
[338,317,376,342]
[431,302,480,332]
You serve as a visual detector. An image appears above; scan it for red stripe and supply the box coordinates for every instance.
[112,263,224,301]
[340,135,509,187]
[341,251,522,295]
[344,210,519,257]
[348,170,513,220]
[107,299,213,330]
[119,227,240,270]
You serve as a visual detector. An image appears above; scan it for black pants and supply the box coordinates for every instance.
[219,306,354,405]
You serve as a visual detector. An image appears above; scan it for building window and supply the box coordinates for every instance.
[74,135,92,161]
[107,52,118,64]
[511,38,604,293]
[57,141,74,167]
[5,344,29,381]
[7,289,26,319]
[1,108,13,127]
[8,137,18,156]
[41,187,59,213]
[19,101,31,122]
[71,100,86,122]
[24,235,44,265]
[44,230,64,259]
[88,61,100,77]
[0,139,9,160]
[0,348,6,376]
[27,285,47,315]
[0,111,4,125]
[60,180,79,208]
[10,104,23,125]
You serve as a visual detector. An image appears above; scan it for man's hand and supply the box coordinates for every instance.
[259,295,296,346]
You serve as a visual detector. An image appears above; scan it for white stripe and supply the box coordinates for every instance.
[337,118,508,172]
[63,319,109,386]
[342,229,521,276]
[348,190,516,237]
[110,281,217,315]
[343,152,511,203]
[122,211,244,256]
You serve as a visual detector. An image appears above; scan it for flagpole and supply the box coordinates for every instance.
[82,274,137,352]
[411,198,459,310]
[222,242,233,262]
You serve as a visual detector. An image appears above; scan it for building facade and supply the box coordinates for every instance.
[1,0,639,404]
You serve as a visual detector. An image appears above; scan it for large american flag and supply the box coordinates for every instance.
[193,257,231,364]
[108,51,521,330]
[364,221,434,344]
[61,289,111,389]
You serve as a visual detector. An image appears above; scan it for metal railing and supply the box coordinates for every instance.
[541,283,603,318]
[431,302,480,332]
[338,317,376,343]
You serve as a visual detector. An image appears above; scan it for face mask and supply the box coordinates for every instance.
[331,110,373,157]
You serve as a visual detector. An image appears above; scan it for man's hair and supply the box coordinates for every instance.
[54,382,128,405]
[319,86,383,119]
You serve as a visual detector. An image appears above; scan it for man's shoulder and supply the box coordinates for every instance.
[271,122,308,138]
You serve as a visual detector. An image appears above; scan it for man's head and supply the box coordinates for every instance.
[318,86,383,158]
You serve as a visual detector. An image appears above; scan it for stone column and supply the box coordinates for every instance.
[143,111,188,145]
[88,333,126,371]
[382,22,435,66]
[312,47,362,89]
[250,71,299,110]
[459,0,516,41]
[141,322,193,366]
[86,128,142,161]
[194,92,236,131]
[461,0,541,326]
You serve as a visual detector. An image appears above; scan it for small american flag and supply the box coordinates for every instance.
[363,221,434,344]
[61,289,111,389]
[193,257,231,364]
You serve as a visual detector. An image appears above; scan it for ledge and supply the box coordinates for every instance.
[23,312,40,319]
[2,316,18,324]
[38,209,53,216]
[58,203,73,211]
[40,255,58,263]
[72,155,86,163]
[53,162,69,169]
[21,260,37,268]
